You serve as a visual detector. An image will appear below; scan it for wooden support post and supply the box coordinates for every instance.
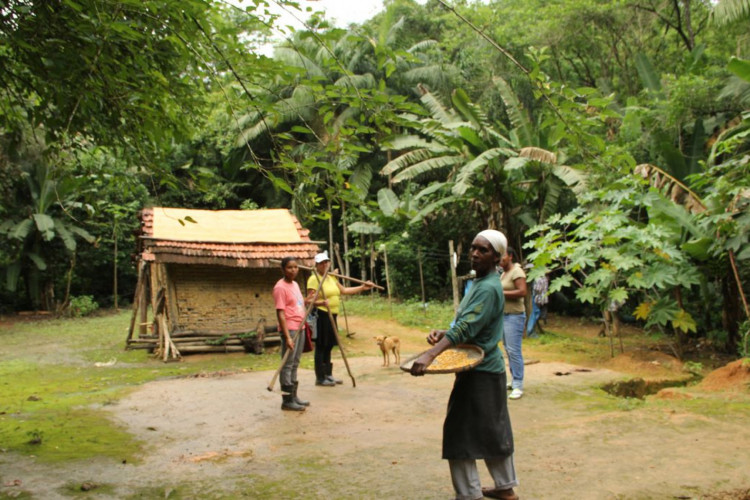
[418,248,426,314]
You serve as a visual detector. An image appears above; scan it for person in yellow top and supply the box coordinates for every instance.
[307,251,374,386]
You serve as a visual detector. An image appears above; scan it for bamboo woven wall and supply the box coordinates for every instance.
[170,264,280,333]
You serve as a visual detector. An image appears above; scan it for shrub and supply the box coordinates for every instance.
[68,295,99,317]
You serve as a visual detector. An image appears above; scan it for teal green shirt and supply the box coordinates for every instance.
[445,271,505,373]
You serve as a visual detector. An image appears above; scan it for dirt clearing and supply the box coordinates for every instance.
[1,316,749,499]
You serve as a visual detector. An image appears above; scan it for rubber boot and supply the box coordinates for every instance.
[281,384,305,411]
[293,381,309,407]
[326,362,343,385]
[315,362,335,386]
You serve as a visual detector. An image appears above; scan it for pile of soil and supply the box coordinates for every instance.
[697,359,750,392]
[606,349,685,378]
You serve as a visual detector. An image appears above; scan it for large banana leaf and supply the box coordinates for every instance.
[419,91,457,125]
[635,52,661,93]
[348,221,383,235]
[453,148,515,195]
[27,252,47,271]
[381,148,438,176]
[69,225,95,244]
[5,262,21,292]
[410,195,458,224]
[9,219,33,240]
[377,188,400,216]
[728,56,750,82]
[552,165,587,193]
[33,213,55,241]
[494,76,533,147]
[54,220,77,252]
[451,88,489,132]
[393,155,465,184]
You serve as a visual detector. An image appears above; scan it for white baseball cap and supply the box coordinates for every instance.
[314,251,330,264]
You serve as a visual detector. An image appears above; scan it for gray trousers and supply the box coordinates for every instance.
[449,455,518,500]
[279,329,304,387]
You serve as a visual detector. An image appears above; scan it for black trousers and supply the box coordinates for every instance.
[314,309,337,378]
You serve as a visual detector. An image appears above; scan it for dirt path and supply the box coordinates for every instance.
[1,316,749,499]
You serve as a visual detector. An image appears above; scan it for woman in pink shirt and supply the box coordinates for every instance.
[273,257,309,411]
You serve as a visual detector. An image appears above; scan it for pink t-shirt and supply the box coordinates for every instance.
[272,279,305,331]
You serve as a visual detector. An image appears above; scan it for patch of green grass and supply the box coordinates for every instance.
[0,490,33,499]
[0,311,294,462]
[344,296,455,330]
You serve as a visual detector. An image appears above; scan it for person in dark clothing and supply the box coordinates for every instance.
[410,230,520,500]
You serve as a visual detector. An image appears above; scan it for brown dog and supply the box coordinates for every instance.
[374,335,401,367]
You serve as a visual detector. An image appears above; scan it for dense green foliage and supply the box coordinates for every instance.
[1,0,748,355]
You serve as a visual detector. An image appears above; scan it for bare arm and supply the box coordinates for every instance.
[504,277,527,299]
[410,330,452,376]
[337,280,375,295]
[306,288,328,308]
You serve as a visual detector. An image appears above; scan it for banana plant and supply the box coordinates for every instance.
[3,155,94,310]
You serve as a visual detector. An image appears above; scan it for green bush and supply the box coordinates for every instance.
[68,295,99,317]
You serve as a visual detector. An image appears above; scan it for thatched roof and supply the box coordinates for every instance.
[139,207,320,268]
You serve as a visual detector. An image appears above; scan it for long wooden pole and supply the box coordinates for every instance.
[334,245,354,338]
[266,268,328,392]
[383,244,392,317]
[269,259,385,291]
[418,248,426,314]
[313,269,356,387]
[449,240,459,313]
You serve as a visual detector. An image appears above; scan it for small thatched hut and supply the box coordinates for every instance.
[126,207,320,360]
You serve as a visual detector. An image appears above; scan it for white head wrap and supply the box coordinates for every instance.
[476,229,507,256]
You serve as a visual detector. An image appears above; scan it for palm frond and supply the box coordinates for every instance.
[334,73,376,89]
[273,48,326,79]
[407,39,439,54]
[235,92,316,146]
[713,0,750,25]
[392,155,465,184]
[402,65,449,88]
[385,16,406,46]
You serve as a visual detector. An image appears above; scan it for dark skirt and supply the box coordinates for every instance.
[442,370,514,460]
[314,309,338,349]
